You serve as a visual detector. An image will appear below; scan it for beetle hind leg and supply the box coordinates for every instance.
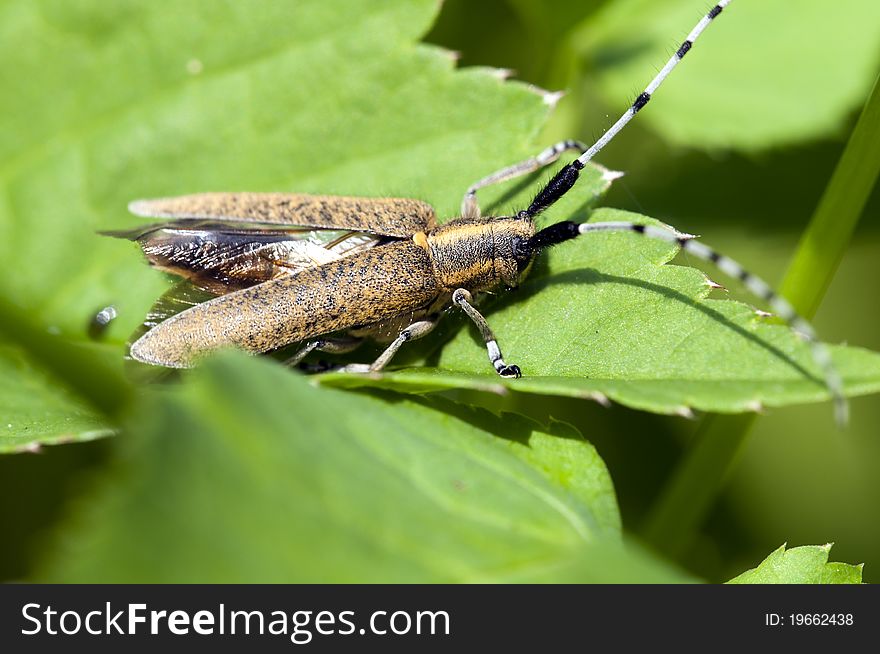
[285,336,363,367]
[338,319,438,374]
[452,288,521,379]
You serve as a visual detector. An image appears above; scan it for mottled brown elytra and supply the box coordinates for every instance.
[105,0,847,424]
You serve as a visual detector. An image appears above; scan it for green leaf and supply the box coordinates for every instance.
[0,295,133,453]
[727,544,863,584]
[322,207,880,417]
[34,353,695,583]
[0,345,113,453]
[572,0,880,149]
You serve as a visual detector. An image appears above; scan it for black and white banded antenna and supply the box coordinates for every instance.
[577,1,732,166]
[520,0,849,426]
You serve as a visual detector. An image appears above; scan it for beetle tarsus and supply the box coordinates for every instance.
[498,364,521,379]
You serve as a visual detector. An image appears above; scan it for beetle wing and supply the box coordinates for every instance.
[141,280,216,330]
[128,193,436,237]
[106,222,382,293]
[125,280,216,349]
[130,241,441,368]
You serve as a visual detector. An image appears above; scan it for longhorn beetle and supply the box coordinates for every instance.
[107,0,849,425]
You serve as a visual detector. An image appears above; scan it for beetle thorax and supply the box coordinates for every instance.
[418,216,535,291]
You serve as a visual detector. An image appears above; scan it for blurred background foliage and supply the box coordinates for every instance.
[1,0,878,582]
[428,0,880,580]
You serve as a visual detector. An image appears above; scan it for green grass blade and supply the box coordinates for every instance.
[642,71,880,559]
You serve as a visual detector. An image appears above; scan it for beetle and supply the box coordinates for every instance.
[106,0,848,424]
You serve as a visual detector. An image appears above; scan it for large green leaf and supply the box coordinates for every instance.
[570,0,880,149]
[727,544,863,584]
[35,353,696,583]
[322,208,880,418]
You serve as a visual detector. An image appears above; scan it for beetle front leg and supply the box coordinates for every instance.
[452,288,521,379]
[460,139,587,219]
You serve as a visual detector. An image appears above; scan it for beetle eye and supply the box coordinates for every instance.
[512,237,533,274]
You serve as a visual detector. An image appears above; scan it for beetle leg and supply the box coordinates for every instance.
[285,336,362,367]
[285,341,322,367]
[452,288,521,378]
[338,319,438,374]
[460,140,587,219]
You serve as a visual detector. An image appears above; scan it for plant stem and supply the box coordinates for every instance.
[642,71,880,559]
[642,413,755,557]
[780,74,880,313]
